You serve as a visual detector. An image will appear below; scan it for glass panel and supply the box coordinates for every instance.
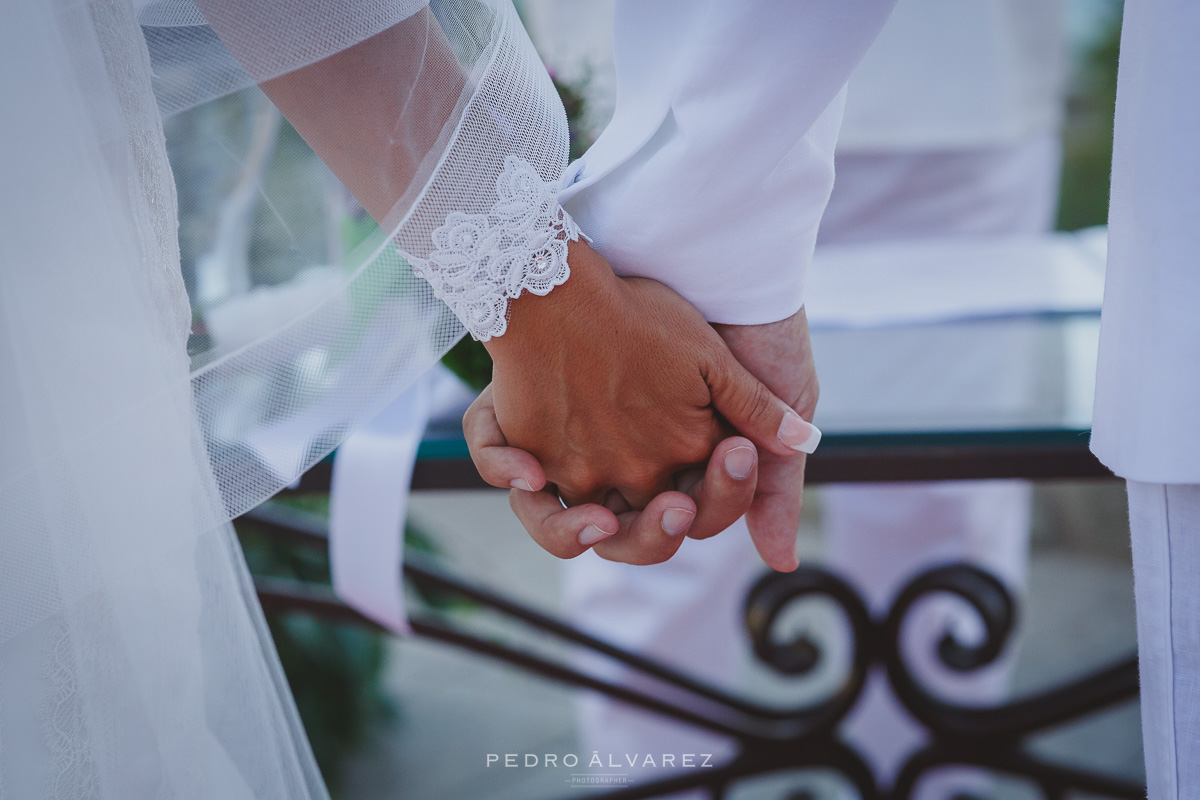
[811,313,1099,437]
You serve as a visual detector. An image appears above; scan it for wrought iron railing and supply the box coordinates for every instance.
[242,502,1142,800]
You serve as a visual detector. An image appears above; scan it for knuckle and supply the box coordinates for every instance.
[624,461,664,491]
[701,336,731,370]
[554,473,600,507]
[704,350,732,394]
[544,540,583,560]
[558,475,599,503]
[676,439,714,467]
[637,547,673,566]
[796,378,820,420]
[606,546,667,567]
[463,394,484,421]
[482,472,511,490]
[556,454,598,488]
[463,421,485,454]
[745,382,776,423]
[473,454,507,482]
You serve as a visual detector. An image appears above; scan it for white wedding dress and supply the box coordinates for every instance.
[0,0,573,794]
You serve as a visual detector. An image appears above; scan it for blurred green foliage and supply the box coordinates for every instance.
[557,74,592,162]
[1057,6,1122,231]
[440,333,494,391]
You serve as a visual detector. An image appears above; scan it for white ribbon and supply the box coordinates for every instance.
[329,365,476,632]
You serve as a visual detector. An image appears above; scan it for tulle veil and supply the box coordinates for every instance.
[0,0,568,794]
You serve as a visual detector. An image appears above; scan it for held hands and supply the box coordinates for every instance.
[467,241,818,570]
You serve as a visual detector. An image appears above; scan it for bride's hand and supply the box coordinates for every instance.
[473,240,817,564]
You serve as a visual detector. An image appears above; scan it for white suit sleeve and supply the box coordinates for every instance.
[557,0,898,325]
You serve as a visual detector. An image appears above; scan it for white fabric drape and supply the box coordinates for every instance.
[1,1,324,795]
[1,0,571,794]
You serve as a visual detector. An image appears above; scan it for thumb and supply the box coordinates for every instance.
[705,351,821,458]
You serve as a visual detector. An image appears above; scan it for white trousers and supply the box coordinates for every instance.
[1128,481,1200,800]
[562,134,1061,797]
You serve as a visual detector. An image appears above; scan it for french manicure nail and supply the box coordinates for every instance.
[510,478,534,492]
[661,508,695,536]
[724,446,756,480]
[579,524,616,546]
[777,412,822,454]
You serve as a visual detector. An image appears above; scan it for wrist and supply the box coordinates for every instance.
[483,240,623,364]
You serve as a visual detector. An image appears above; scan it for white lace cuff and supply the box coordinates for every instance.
[410,155,588,342]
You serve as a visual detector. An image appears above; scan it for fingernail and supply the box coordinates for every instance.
[661,508,695,536]
[510,478,534,492]
[724,446,756,480]
[579,524,616,546]
[777,412,822,454]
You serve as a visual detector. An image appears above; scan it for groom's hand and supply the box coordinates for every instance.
[708,310,819,572]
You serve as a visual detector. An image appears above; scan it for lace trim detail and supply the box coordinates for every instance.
[410,155,587,342]
[43,619,101,800]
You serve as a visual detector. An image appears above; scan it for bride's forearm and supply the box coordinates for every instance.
[203,6,465,226]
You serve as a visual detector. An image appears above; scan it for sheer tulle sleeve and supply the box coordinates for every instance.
[175,0,583,341]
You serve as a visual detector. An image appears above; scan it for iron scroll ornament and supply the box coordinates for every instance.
[741,562,1141,800]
